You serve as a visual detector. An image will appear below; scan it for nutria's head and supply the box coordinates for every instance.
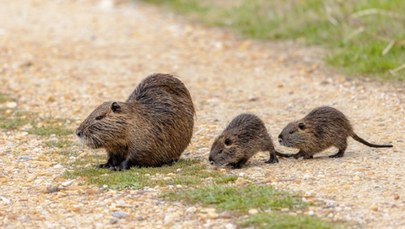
[208,133,244,167]
[278,121,309,148]
[75,101,132,149]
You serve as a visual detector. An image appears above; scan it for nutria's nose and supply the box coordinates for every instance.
[75,129,82,137]
[208,156,214,165]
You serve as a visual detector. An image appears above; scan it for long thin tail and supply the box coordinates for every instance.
[275,151,296,158]
[352,134,393,148]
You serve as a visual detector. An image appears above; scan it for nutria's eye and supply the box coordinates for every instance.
[95,115,105,120]
[289,130,294,134]
[298,122,305,130]
[224,138,232,146]
[111,102,121,112]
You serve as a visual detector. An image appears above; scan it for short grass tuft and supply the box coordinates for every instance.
[65,159,237,190]
[0,109,34,130]
[29,119,72,137]
[140,0,208,14]
[45,139,74,148]
[0,94,13,103]
[239,213,340,229]
[164,185,305,212]
[165,184,343,228]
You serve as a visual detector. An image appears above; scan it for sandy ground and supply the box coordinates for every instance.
[0,0,404,228]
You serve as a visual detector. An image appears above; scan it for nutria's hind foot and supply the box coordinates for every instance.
[265,154,279,164]
[329,150,345,158]
[292,150,306,159]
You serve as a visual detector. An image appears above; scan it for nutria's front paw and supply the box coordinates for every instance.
[96,163,112,169]
[113,160,129,171]
[229,163,243,169]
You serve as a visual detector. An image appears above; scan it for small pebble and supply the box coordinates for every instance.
[112,211,127,219]
[61,180,74,187]
[110,218,118,224]
[46,186,61,193]
[225,223,236,229]
[18,155,33,161]
[6,102,17,108]
[248,209,258,215]
[326,201,336,208]
[53,164,64,169]
[0,196,11,205]
[370,205,378,212]
[185,207,197,213]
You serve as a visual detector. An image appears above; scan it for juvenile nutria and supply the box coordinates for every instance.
[209,113,279,169]
[277,106,393,159]
[75,73,195,170]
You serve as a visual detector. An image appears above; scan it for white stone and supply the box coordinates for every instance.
[225,223,236,229]
[5,102,17,108]
[248,209,258,215]
[61,180,74,187]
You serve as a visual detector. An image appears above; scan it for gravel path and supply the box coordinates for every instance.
[0,0,404,228]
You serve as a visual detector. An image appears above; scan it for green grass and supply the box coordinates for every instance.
[0,94,13,103]
[45,139,74,148]
[65,159,238,190]
[143,0,208,14]
[140,0,405,80]
[164,185,305,212]
[0,109,34,130]
[0,107,73,136]
[240,213,340,229]
[29,119,72,137]
[165,184,340,228]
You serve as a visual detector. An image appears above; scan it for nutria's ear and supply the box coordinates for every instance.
[298,122,305,130]
[111,102,121,112]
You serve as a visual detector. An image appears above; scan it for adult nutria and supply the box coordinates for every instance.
[208,113,279,169]
[75,73,195,170]
[277,106,393,159]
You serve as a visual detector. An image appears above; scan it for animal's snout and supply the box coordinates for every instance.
[75,129,82,138]
[208,156,214,165]
[278,134,283,144]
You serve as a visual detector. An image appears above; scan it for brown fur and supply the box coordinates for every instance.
[76,73,195,170]
[209,113,279,169]
[278,106,393,159]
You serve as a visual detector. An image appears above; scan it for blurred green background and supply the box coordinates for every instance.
[140,0,405,81]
